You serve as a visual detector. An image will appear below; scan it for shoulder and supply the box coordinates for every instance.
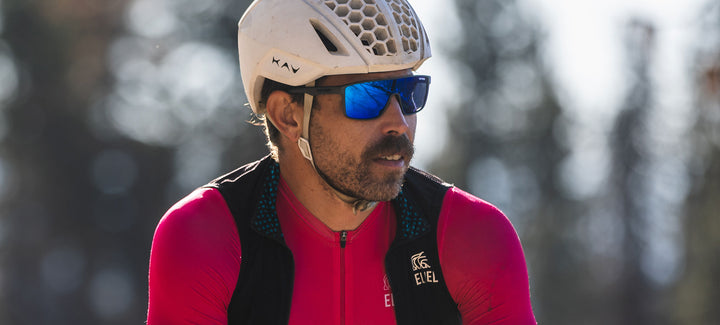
[155,187,235,240]
[161,186,232,223]
[152,187,240,262]
[148,187,241,323]
[437,188,536,323]
[437,187,523,266]
[152,187,241,272]
[439,187,512,231]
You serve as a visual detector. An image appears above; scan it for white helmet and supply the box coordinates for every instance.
[237,0,432,115]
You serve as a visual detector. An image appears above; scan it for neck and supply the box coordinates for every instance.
[278,151,376,231]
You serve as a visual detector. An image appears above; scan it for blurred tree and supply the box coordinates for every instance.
[0,0,150,323]
[97,0,262,199]
[432,1,708,324]
[674,2,720,324]
[429,0,583,323]
[0,0,257,323]
[608,19,664,325]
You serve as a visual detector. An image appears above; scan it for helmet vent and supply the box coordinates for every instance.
[310,19,346,55]
[324,0,409,56]
[387,0,420,52]
[315,28,339,53]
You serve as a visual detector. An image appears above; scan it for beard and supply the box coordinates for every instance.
[310,123,415,202]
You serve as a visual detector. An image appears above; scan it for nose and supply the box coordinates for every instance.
[379,95,411,136]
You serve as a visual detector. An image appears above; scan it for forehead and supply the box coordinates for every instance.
[319,69,413,86]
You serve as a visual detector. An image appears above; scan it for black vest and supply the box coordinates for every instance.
[206,156,461,324]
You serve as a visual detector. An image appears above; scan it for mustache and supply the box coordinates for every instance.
[363,135,415,160]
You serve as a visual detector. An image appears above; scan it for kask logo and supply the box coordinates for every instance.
[411,251,438,286]
[272,57,300,74]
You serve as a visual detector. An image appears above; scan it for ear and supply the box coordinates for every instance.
[265,90,303,143]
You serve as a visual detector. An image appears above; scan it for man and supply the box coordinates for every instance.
[147,0,536,324]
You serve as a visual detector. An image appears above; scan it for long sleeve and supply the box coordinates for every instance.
[438,187,536,324]
[147,188,241,325]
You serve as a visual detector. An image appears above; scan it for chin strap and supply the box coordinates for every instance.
[296,84,376,215]
[297,87,315,165]
[332,189,378,215]
[351,200,378,215]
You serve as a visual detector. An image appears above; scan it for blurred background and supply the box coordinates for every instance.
[0,0,718,323]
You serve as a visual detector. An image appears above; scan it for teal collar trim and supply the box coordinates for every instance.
[250,160,430,242]
[251,160,284,242]
[392,190,431,240]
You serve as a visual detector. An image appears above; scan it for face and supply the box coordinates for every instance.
[308,69,418,202]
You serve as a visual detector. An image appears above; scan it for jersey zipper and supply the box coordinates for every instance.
[339,230,348,325]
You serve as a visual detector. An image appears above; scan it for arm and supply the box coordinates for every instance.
[438,188,536,325]
[147,188,241,325]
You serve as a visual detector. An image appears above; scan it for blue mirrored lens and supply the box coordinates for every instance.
[344,80,392,119]
[343,76,430,119]
[397,76,429,115]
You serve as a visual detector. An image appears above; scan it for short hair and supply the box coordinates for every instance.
[257,79,305,161]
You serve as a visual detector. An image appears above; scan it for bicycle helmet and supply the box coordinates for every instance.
[237,0,431,115]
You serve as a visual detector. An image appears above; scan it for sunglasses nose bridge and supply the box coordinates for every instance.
[379,95,410,135]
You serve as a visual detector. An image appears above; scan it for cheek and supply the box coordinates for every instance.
[407,115,418,141]
[314,95,343,116]
[310,96,360,144]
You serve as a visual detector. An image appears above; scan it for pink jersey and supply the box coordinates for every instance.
[147,177,536,324]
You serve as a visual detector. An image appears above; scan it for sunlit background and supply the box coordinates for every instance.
[0,0,718,324]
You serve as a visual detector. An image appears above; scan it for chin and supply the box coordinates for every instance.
[363,174,405,202]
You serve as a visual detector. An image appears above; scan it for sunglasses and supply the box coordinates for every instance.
[287,75,430,119]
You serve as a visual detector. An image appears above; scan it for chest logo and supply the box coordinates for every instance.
[410,251,438,286]
[411,251,430,271]
[383,274,395,307]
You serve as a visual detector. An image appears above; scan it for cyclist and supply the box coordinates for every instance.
[147,0,536,324]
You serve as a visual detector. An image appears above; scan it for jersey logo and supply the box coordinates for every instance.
[383,274,391,291]
[272,57,300,74]
[411,251,438,286]
[383,274,395,307]
[411,251,430,271]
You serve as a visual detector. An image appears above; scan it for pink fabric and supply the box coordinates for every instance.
[276,179,398,324]
[437,187,536,324]
[147,188,240,324]
[147,179,536,324]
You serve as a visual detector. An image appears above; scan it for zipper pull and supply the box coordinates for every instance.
[340,231,348,248]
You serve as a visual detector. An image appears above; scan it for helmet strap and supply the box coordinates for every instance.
[297,84,377,215]
[297,91,315,165]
